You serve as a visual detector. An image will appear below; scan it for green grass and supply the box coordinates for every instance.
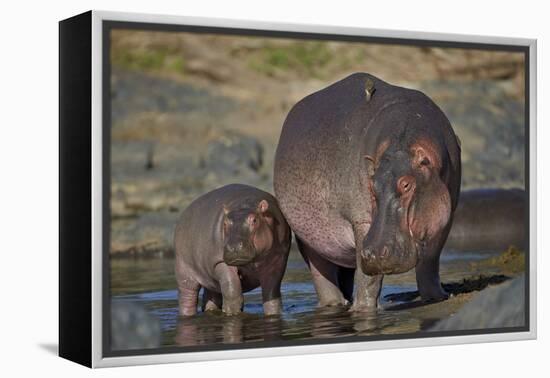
[250,42,332,78]
[112,47,185,75]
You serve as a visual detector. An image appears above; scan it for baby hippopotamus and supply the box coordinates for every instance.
[274,73,461,311]
[174,184,291,316]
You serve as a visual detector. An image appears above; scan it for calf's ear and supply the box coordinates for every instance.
[257,200,269,213]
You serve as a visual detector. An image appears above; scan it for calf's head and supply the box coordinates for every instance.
[222,199,274,266]
[360,139,452,275]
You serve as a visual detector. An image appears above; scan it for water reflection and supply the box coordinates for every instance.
[174,313,284,346]
[170,305,428,346]
[111,248,507,348]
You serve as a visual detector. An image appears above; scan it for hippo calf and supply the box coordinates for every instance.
[174,184,291,316]
[274,73,461,311]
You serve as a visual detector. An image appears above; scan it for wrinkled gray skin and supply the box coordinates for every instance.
[274,73,461,311]
[174,184,291,316]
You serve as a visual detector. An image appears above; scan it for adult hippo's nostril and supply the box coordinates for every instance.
[362,246,389,260]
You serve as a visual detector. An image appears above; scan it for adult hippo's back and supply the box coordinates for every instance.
[274,73,461,310]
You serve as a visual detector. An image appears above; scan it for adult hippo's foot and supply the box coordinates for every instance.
[415,254,449,303]
[297,238,350,307]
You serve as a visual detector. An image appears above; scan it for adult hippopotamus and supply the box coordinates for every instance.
[174,184,291,316]
[274,73,461,311]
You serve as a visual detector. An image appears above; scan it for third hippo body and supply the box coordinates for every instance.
[174,184,291,316]
[274,73,461,309]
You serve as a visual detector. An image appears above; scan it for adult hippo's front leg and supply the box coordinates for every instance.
[351,224,383,311]
[351,270,383,311]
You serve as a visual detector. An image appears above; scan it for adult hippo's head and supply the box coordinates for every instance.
[222,199,274,266]
[360,135,454,276]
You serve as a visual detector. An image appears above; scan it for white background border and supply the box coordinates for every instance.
[1,1,546,377]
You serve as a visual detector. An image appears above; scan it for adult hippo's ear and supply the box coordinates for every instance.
[257,199,269,213]
[411,142,442,173]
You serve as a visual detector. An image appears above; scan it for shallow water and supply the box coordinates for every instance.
[110,248,503,350]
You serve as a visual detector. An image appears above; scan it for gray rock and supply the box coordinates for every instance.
[430,275,525,331]
[111,69,234,124]
[111,301,162,350]
[111,211,179,255]
[418,80,525,190]
[201,132,264,176]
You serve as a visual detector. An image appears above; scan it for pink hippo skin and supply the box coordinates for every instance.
[274,73,461,311]
[174,184,291,316]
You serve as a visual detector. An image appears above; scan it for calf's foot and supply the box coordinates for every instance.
[215,262,244,316]
[177,280,201,317]
[263,298,282,316]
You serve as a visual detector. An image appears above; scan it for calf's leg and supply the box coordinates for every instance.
[214,263,244,315]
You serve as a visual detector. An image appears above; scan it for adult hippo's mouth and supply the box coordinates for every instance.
[360,234,419,276]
